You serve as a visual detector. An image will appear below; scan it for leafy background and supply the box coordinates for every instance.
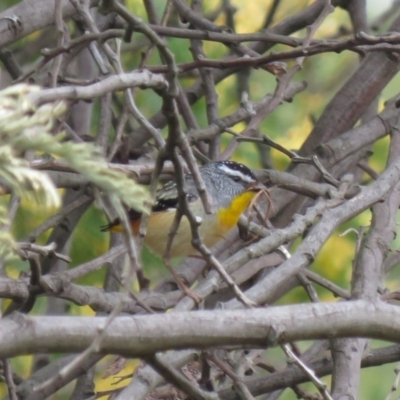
[1,0,399,398]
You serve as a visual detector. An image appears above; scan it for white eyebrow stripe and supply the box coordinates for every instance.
[217,164,255,183]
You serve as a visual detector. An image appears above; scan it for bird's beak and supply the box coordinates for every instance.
[249,182,268,192]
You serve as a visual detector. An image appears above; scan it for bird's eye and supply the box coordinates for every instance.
[232,176,241,182]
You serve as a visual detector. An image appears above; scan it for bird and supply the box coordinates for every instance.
[101,161,266,258]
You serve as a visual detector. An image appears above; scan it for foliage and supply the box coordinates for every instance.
[0,84,149,263]
[0,0,400,400]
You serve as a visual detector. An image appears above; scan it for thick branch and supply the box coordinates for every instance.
[1,300,400,358]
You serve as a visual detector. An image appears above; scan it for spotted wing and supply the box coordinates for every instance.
[101,179,197,231]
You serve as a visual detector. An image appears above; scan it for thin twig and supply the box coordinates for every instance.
[282,344,334,400]
[50,0,65,88]
[2,359,18,400]
[206,352,256,400]
[303,270,350,299]
[146,353,218,400]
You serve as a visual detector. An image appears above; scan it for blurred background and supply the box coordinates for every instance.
[1,0,399,398]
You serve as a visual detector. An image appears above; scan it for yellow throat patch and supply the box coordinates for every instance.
[217,191,257,230]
